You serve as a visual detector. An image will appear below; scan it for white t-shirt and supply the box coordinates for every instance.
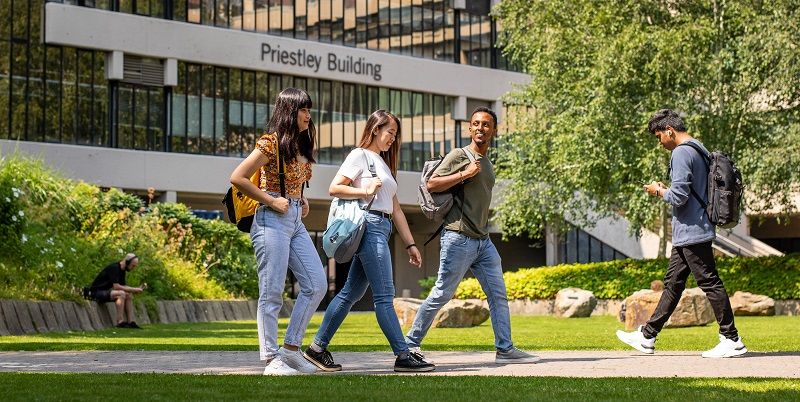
[336,148,398,214]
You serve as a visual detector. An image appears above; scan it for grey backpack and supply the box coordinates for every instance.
[418,147,476,221]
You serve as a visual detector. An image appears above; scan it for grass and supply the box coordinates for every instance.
[0,314,797,352]
[0,374,797,401]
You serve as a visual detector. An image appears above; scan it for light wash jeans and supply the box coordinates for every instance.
[313,213,409,355]
[251,195,327,361]
[406,230,514,351]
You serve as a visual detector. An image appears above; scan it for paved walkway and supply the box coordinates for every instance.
[0,351,797,377]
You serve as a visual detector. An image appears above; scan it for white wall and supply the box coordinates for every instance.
[0,139,423,206]
[43,3,530,101]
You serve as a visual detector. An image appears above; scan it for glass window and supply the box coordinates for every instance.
[294,0,307,38]
[319,0,331,42]
[355,0,367,48]
[268,0,282,35]
[281,0,295,37]
[318,80,332,164]
[215,67,229,155]
[230,0,244,30]
[186,64,201,153]
[331,0,344,45]
[343,0,356,47]
[188,0,201,23]
[254,0,269,33]
[306,0,319,41]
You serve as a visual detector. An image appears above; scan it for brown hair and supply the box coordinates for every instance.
[358,109,401,177]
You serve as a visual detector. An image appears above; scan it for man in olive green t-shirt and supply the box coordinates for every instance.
[405,107,539,364]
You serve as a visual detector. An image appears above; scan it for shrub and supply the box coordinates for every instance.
[0,153,256,301]
[455,255,800,300]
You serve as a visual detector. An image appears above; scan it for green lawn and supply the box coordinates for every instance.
[0,374,797,402]
[0,314,796,352]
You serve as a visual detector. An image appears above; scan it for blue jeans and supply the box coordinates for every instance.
[406,230,513,351]
[314,213,409,355]
[251,196,327,361]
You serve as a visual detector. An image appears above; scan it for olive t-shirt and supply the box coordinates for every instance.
[433,147,494,239]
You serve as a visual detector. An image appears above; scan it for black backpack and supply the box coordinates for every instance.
[677,142,743,229]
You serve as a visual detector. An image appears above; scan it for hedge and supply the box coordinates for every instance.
[455,254,800,300]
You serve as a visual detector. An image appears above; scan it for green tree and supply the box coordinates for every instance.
[494,0,800,255]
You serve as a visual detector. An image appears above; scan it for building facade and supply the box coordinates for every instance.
[3,0,568,302]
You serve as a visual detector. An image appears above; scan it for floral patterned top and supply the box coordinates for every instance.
[255,133,312,196]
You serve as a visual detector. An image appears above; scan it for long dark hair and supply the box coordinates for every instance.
[266,87,316,163]
[358,109,401,177]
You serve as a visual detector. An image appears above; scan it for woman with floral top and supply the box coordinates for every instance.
[230,87,326,375]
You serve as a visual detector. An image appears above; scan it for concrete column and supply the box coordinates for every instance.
[105,50,124,80]
[164,58,178,86]
[158,190,177,203]
[545,224,561,266]
[453,96,467,121]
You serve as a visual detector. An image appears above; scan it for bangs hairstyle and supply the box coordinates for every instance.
[266,87,316,163]
[358,109,401,177]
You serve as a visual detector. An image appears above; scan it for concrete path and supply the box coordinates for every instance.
[0,351,797,377]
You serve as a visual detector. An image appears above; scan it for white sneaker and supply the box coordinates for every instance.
[279,347,318,374]
[702,335,747,358]
[616,325,656,354]
[263,357,301,376]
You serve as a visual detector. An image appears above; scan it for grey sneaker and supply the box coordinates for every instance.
[279,347,318,374]
[495,347,541,364]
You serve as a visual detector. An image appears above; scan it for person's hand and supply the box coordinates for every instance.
[270,197,290,214]
[365,177,383,197]
[407,246,422,268]
[463,160,482,178]
[141,283,148,291]
[301,197,310,218]
[644,181,665,197]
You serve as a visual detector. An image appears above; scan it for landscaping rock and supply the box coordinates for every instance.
[136,301,152,325]
[624,289,662,330]
[554,288,597,318]
[730,291,775,316]
[156,301,169,323]
[37,301,60,332]
[26,301,49,333]
[393,297,489,328]
[73,303,96,331]
[665,288,715,328]
[48,302,70,332]
[625,288,714,330]
[13,300,37,334]
[0,300,20,335]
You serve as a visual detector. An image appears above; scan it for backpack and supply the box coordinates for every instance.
[222,133,286,233]
[418,147,476,245]
[322,149,377,263]
[677,142,743,229]
[418,147,476,221]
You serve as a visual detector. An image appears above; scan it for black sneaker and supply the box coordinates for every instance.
[116,322,130,328]
[127,321,143,329]
[303,348,342,372]
[394,352,435,373]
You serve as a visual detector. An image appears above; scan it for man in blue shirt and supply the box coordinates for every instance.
[616,109,746,358]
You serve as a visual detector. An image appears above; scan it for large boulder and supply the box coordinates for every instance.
[554,288,597,318]
[624,288,715,330]
[393,297,489,328]
[730,291,775,316]
[666,287,715,327]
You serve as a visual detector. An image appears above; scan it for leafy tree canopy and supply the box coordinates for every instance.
[493,0,800,241]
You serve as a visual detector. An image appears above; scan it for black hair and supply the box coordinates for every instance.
[266,87,316,163]
[471,106,498,128]
[647,109,687,135]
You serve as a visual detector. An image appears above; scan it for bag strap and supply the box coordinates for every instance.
[275,132,286,198]
[361,149,378,211]
[424,147,475,246]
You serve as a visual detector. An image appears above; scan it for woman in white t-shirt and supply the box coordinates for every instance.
[304,110,435,373]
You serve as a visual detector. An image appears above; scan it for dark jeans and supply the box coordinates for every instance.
[643,241,738,340]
